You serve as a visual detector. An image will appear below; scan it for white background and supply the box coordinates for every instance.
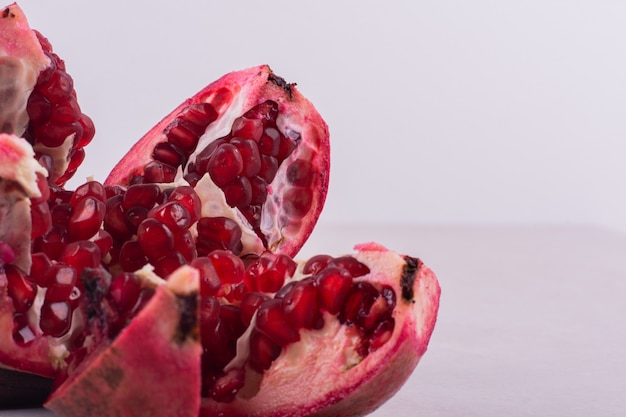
[15,0,626,231]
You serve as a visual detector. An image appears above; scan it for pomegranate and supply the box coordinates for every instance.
[0,3,441,417]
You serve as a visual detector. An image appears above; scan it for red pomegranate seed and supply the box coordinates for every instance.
[281,279,321,330]
[12,313,36,345]
[35,224,69,260]
[329,256,371,277]
[122,184,162,211]
[5,265,37,313]
[223,176,252,208]
[315,266,353,315]
[33,119,82,148]
[277,133,298,161]
[30,252,53,287]
[92,230,113,257]
[258,127,281,156]
[108,272,142,314]
[167,186,201,223]
[340,282,379,326]
[209,368,246,403]
[39,70,73,102]
[143,160,177,183]
[282,187,313,217]
[240,292,269,326]
[258,155,278,183]
[148,201,191,231]
[165,119,201,152]
[103,195,132,241]
[51,203,73,226]
[196,217,242,254]
[207,250,244,284]
[31,202,52,239]
[68,196,106,240]
[362,286,396,333]
[59,241,101,276]
[26,94,51,124]
[219,304,246,341]
[231,137,261,177]
[76,114,96,148]
[303,254,333,275]
[137,218,175,261]
[243,100,278,123]
[286,159,315,187]
[249,176,268,205]
[39,300,72,337]
[51,98,81,123]
[368,318,395,352]
[207,143,244,187]
[192,257,221,296]
[194,138,227,174]
[255,299,300,346]
[178,103,218,128]
[124,206,149,234]
[174,230,197,262]
[44,265,78,302]
[153,141,187,167]
[70,181,106,205]
[248,329,281,373]
[231,116,263,140]
[119,241,148,272]
[153,251,186,278]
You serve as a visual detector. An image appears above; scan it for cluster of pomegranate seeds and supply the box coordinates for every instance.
[184,100,300,233]
[24,31,95,185]
[198,253,397,402]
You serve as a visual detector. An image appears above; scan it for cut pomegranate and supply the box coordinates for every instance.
[0,4,440,417]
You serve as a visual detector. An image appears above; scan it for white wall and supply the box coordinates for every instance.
[17,0,626,231]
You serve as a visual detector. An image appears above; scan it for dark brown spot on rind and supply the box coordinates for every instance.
[98,364,124,390]
[401,256,421,302]
[2,8,10,18]
[267,72,296,99]
[175,292,199,344]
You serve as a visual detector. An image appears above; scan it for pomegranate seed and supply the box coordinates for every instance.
[231,137,261,177]
[40,70,73,102]
[44,265,78,302]
[249,176,268,205]
[329,256,371,277]
[194,138,227,174]
[281,279,321,330]
[153,251,186,278]
[303,254,333,275]
[362,286,396,333]
[248,329,281,373]
[175,230,197,262]
[258,127,281,156]
[286,159,314,187]
[70,181,106,205]
[277,134,298,161]
[51,203,73,226]
[258,155,278,183]
[68,196,106,240]
[51,98,81,123]
[369,318,395,352]
[122,184,162,210]
[196,217,242,254]
[76,114,96,148]
[148,201,191,231]
[124,206,149,234]
[137,218,175,261]
[315,266,354,315]
[119,241,148,273]
[243,100,278,123]
[219,305,246,341]
[108,273,142,314]
[34,119,82,148]
[103,195,132,241]
[231,116,263,140]
[59,241,101,275]
[26,94,51,124]
[165,119,201,152]
[207,143,244,187]
[340,282,379,326]
[167,186,201,223]
[209,368,245,403]
[207,250,244,284]
[192,257,221,296]
[92,230,113,257]
[223,176,252,208]
[283,187,313,217]
[30,252,53,287]
[35,224,69,260]
[153,141,187,167]
[6,265,37,313]
[143,160,177,183]
[39,300,72,337]
[240,292,269,326]
[13,313,36,345]
[31,202,52,238]
[255,299,300,346]
[178,103,218,128]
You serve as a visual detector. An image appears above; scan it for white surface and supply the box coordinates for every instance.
[11,0,626,232]
[3,225,625,416]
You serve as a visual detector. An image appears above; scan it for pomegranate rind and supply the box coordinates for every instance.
[0,2,49,137]
[45,266,202,417]
[105,65,330,257]
[201,245,441,417]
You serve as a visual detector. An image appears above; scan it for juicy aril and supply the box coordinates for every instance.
[0,3,440,416]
